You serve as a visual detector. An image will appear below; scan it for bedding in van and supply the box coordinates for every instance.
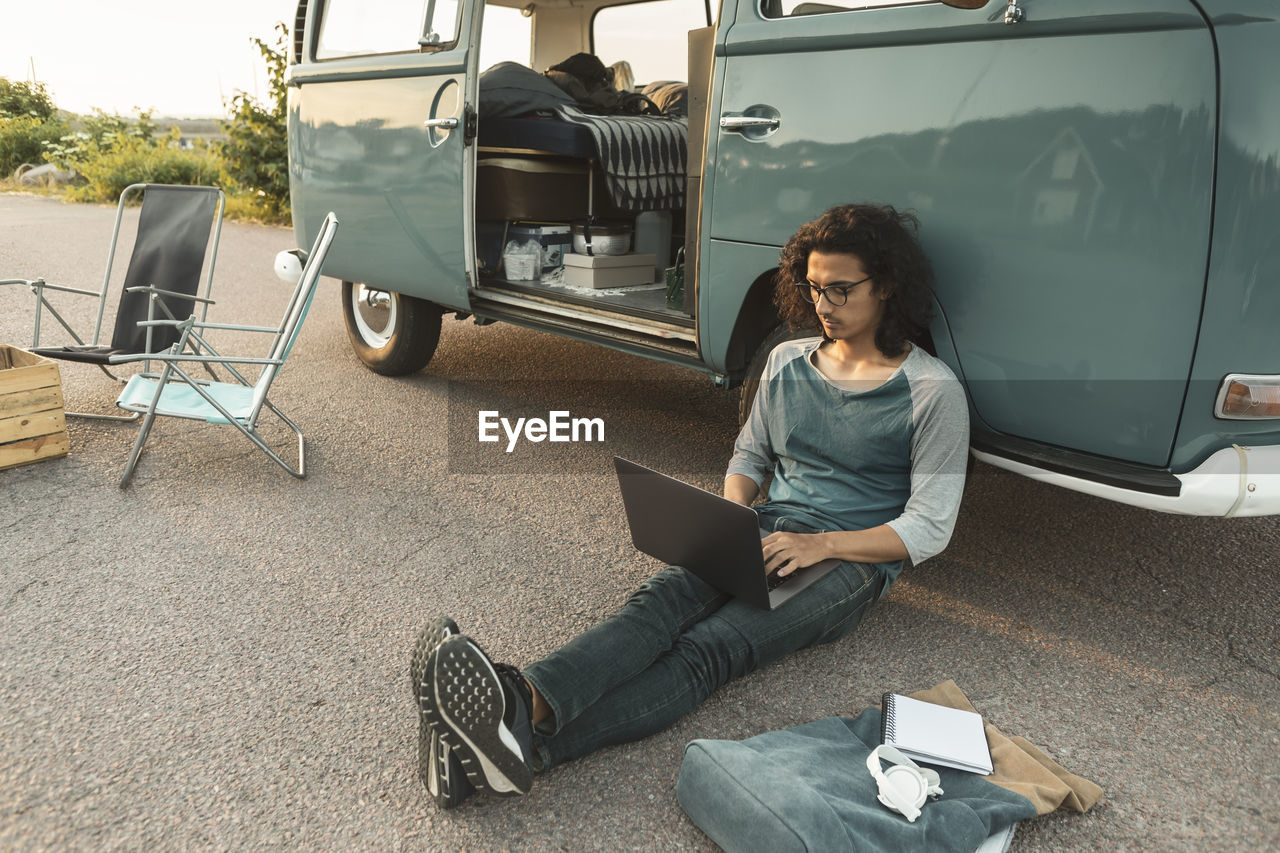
[550,105,688,212]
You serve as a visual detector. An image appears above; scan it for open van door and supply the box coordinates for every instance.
[289,0,480,314]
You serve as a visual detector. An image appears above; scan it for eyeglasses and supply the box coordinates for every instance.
[796,276,872,306]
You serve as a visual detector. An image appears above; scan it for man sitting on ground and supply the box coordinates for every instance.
[410,202,971,807]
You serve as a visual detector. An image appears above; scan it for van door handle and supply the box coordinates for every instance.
[719,115,780,131]
[423,117,459,130]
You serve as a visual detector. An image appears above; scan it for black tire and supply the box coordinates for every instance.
[341,281,443,376]
[738,324,809,426]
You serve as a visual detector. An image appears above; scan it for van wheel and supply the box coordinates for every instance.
[342,281,443,376]
[738,325,809,425]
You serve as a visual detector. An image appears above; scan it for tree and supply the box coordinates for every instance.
[0,78,57,120]
[0,78,66,175]
[221,23,290,222]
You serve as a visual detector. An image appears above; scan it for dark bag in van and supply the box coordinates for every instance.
[546,53,661,115]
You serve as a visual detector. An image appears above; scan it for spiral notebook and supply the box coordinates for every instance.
[880,692,994,775]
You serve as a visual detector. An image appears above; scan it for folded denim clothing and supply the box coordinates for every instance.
[677,711,1034,853]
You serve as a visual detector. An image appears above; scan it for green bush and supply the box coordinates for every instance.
[82,109,157,144]
[0,114,68,175]
[0,78,57,120]
[220,23,290,222]
[42,108,158,167]
[41,107,220,203]
[0,78,68,175]
[65,131,222,203]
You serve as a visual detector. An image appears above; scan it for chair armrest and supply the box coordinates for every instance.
[187,321,280,334]
[4,278,100,298]
[134,318,279,334]
[125,285,216,306]
[107,351,286,367]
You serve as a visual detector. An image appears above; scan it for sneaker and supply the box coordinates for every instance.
[423,634,535,796]
[410,617,475,809]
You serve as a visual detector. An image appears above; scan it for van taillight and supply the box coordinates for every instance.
[1217,376,1280,419]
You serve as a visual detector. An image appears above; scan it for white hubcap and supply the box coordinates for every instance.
[351,284,396,348]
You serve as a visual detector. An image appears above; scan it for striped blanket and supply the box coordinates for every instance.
[551,105,688,212]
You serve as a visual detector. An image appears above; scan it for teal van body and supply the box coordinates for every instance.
[285,0,1280,515]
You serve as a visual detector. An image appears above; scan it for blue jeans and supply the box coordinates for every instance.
[522,516,890,770]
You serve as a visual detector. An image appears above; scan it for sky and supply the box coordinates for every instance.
[0,0,696,120]
[1,1,300,118]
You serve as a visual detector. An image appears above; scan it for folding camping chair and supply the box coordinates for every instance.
[0,183,225,421]
[108,212,338,488]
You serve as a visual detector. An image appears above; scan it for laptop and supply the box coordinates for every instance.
[614,457,840,610]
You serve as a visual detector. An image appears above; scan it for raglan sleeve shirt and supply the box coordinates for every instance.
[884,356,970,566]
[725,345,784,491]
[726,338,969,573]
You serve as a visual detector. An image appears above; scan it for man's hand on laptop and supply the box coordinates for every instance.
[762,531,829,577]
[766,526,912,572]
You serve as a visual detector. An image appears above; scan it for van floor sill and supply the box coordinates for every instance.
[473,279,695,342]
[477,275,694,329]
[468,295,703,366]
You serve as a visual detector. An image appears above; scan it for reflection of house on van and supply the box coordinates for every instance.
[1018,128,1101,233]
[1014,121,1175,247]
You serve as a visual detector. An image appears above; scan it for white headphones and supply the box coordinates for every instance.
[865,745,944,822]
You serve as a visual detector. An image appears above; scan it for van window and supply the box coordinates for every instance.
[761,0,924,19]
[593,0,713,84]
[316,0,460,59]
[480,3,533,69]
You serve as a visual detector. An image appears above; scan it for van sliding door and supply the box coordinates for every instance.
[709,0,1216,468]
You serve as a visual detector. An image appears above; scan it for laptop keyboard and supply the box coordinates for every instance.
[766,571,795,592]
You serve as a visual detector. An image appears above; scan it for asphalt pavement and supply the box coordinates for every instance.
[1,193,1278,851]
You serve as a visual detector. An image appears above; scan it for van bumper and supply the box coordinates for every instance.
[972,444,1280,518]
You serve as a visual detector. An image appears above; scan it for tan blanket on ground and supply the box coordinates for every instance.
[908,680,1104,816]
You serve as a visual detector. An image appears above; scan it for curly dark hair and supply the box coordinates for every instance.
[775,203,935,358]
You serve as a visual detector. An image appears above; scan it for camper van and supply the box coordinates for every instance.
[283,0,1280,517]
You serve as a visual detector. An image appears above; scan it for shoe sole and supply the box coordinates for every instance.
[424,636,533,796]
[426,728,468,808]
[411,618,462,805]
[410,617,459,697]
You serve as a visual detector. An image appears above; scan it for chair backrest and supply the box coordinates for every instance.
[248,213,340,419]
[110,185,223,353]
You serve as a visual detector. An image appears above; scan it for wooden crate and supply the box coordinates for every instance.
[0,345,70,471]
